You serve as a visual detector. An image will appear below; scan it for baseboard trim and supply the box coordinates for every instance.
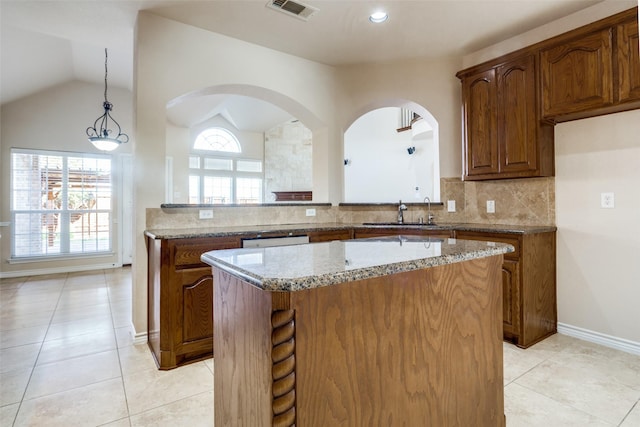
[132,324,148,346]
[0,263,121,279]
[558,323,640,356]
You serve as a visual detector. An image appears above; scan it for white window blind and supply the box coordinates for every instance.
[10,149,113,259]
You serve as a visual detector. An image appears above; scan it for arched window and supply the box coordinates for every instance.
[193,128,241,152]
[188,128,262,204]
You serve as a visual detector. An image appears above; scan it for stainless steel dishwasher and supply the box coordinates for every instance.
[241,234,309,248]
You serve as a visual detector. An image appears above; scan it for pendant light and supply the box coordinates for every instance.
[86,48,129,151]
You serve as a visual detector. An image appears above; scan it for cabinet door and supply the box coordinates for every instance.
[617,19,640,103]
[497,55,538,174]
[182,271,214,345]
[541,28,614,118]
[501,260,521,337]
[462,68,499,177]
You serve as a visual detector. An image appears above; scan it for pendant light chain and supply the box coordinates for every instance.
[86,48,129,151]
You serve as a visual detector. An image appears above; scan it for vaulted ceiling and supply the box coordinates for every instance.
[1,0,616,131]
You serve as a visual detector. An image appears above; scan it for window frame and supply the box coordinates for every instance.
[189,127,263,204]
[9,148,114,261]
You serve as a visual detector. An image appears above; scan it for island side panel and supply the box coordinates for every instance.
[291,255,505,427]
[213,268,275,427]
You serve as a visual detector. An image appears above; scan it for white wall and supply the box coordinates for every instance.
[336,57,462,182]
[344,107,436,203]
[0,80,133,276]
[133,11,340,336]
[555,110,640,343]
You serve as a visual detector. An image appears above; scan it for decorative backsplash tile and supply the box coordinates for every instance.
[147,177,555,229]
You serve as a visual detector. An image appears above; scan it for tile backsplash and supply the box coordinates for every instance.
[147,177,555,229]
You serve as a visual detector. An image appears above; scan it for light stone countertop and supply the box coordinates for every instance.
[201,235,514,292]
[145,222,556,239]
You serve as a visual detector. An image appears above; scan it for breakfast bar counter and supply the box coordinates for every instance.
[202,236,513,426]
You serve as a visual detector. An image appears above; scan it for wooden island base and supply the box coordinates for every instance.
[213,255,505,426]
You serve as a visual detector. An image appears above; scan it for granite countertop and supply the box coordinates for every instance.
[201,235,514,292]
[145,222,556,239]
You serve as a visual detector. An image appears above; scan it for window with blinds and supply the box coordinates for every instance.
[10,149,113,259]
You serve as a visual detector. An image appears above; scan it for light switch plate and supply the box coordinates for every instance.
[447,200,456,212]
[601,192,615,208]
[306,208,316,217]
[487,200,495,213]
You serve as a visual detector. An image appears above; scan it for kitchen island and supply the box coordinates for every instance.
[202,235,513,426]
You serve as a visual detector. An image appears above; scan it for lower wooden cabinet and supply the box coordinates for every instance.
[455,230,556,348]
[146,229,353,369]
[146,235,241,370]
[147,226,556,370]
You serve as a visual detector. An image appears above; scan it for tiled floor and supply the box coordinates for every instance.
[1,268,638,426]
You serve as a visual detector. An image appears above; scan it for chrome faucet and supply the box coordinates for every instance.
[397,200,407,224]
[424,197,435,225]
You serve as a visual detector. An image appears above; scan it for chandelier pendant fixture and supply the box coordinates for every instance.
[86,48,129,151]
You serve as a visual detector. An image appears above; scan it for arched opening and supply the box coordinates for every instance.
[343,101,440,203]
[164,85,325,204]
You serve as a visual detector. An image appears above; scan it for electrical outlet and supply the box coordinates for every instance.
[199,209,213,219]
[447,200,456,212]
[601,192,615,208]
[306,208,316,217]
[486,200,495,213]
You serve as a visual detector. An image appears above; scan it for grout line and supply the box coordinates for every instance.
[11,272,68,427]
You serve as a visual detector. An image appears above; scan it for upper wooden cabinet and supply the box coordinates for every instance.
[539,9,640,122]
[617,19,640,103]
[540,28,614,118]
[459,54,554,180]
[457,7,639,181]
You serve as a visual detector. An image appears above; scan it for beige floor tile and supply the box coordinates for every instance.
[0,324,48,349]
[101,417,132,426]
[37,329,116,365]
[44,315,114,341]
[25,349,121,399]
[50,302,112,324]
[130,390,214,427]
[0,310,54,331]
[503,342,547,385]
[112,308,132,328]
[515,357,640,425]
[203,357,214,374]
[504,383,614,426]
[57,288,110,308]
[620,401,640,427]
[123,362,213,415]
[0,276,27,287]
[14,378,128,427]
[0,288,18,302]
[117,344,158,376]
[0,402,20,426]
[0,343,40,373]
[0,368,32,406]
[553,350,640,391]
[65,271,106,286]
[115,326,135,348]
[0,297,58,315]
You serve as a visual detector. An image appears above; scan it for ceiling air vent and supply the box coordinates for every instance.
[266,0,318,21]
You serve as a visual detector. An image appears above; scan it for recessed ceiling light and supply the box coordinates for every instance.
[369,11,388,23]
